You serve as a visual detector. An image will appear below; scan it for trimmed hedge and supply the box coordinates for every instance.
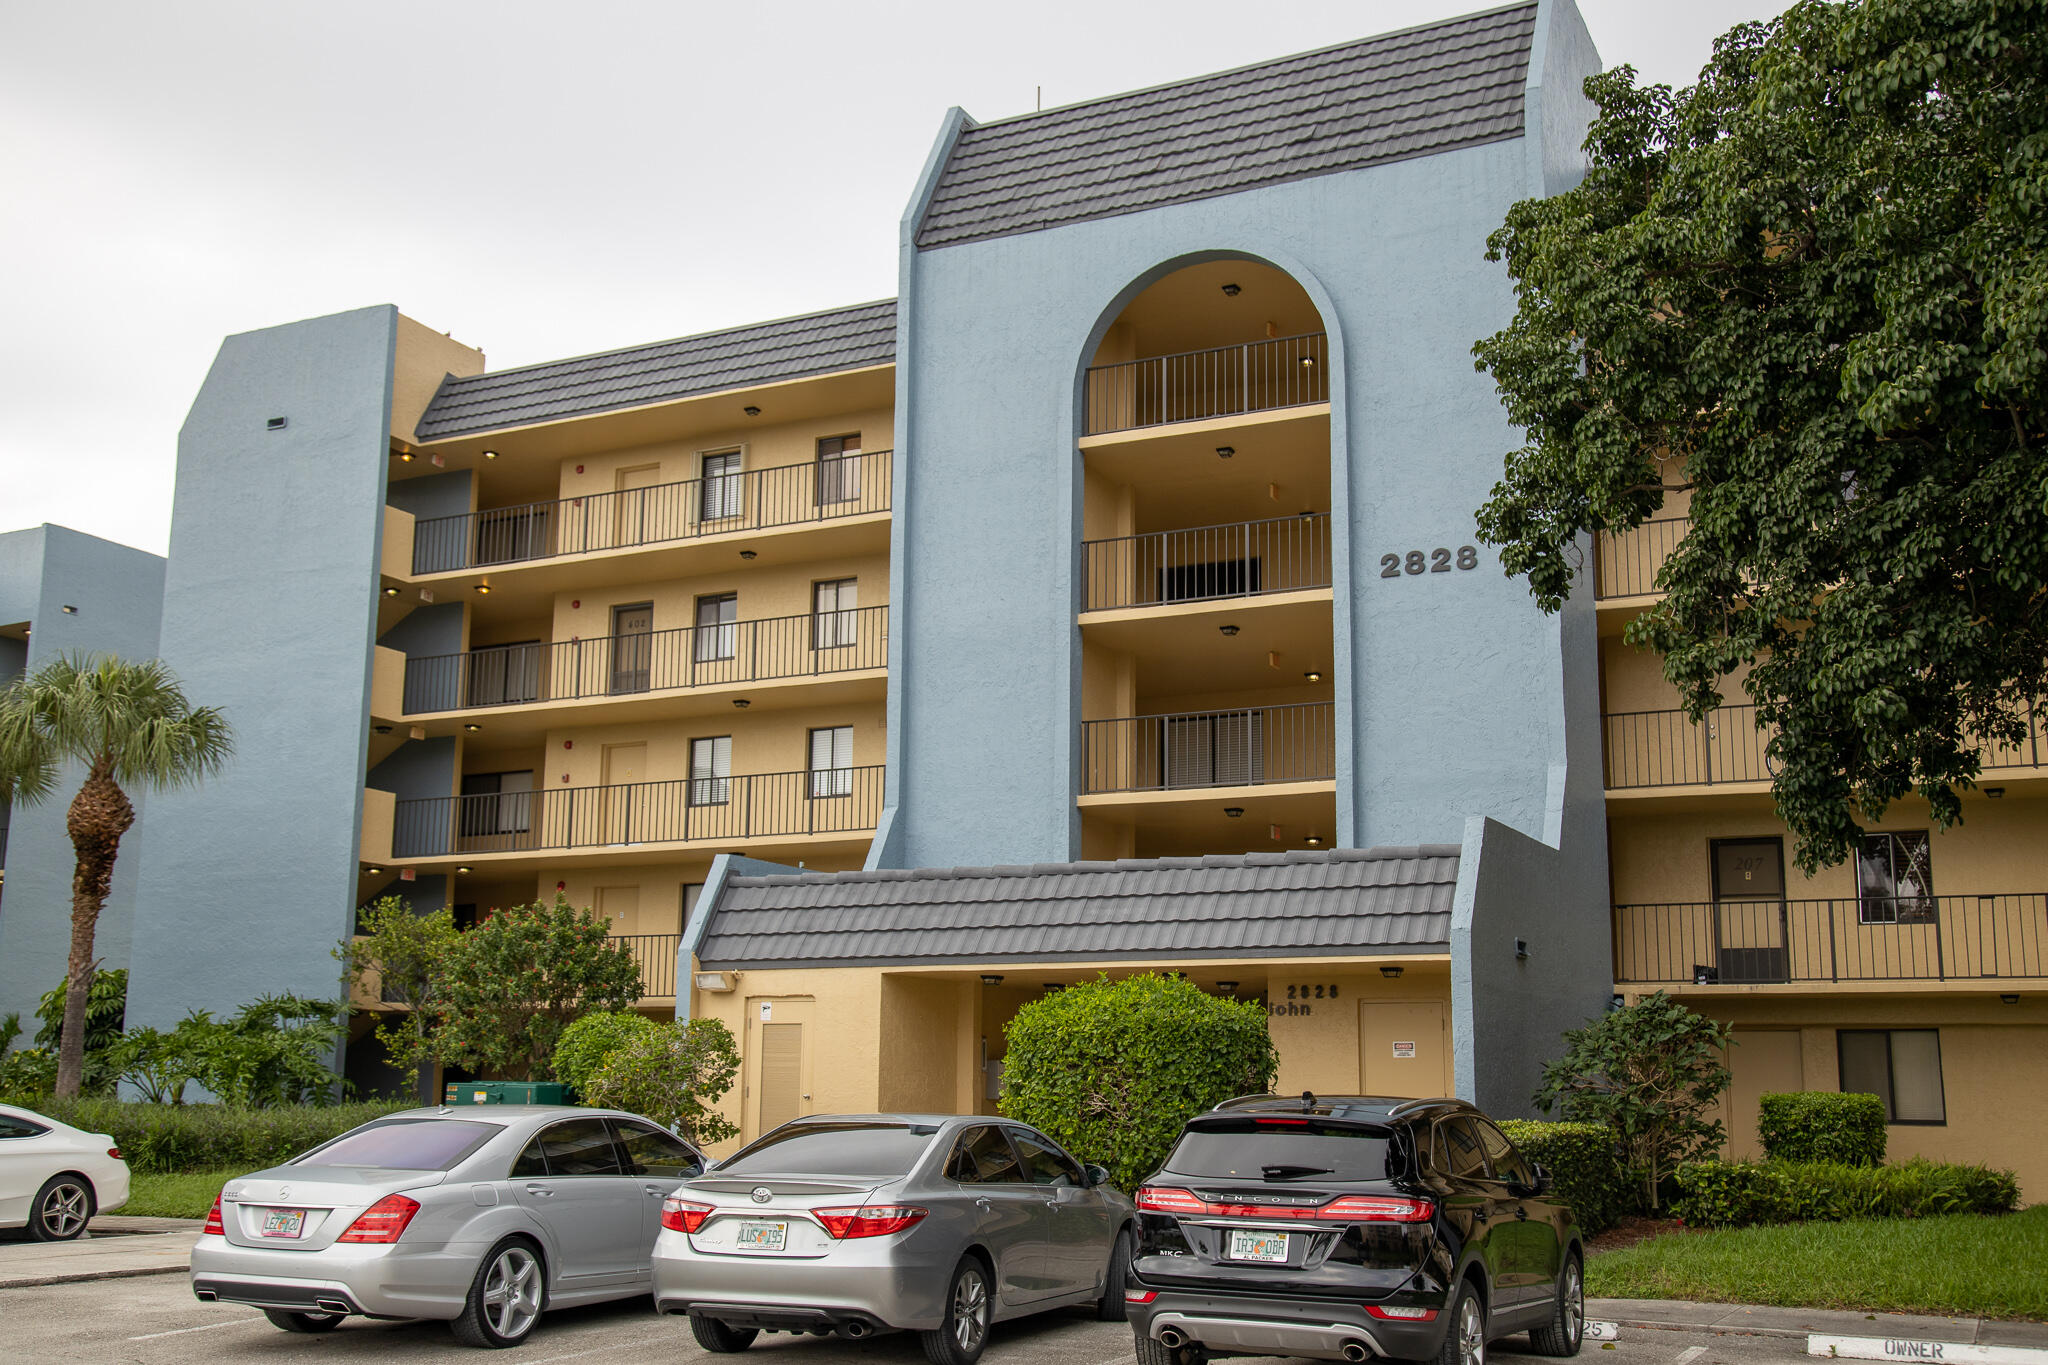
[24,1098,409,1174]
[1672,1157,2019,1228]
[1757,1092,1886,1166]
[1499,1119,1637,1235]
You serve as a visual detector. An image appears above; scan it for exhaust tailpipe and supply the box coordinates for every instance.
[1157,1327,1186,1349]
[193,1289,218,1302]
[315,1299,352,1316]
[839,1321,871,1340]
[1342,1341,1371,1362]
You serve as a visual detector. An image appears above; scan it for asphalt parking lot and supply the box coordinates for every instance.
[0,1271,1824,1365]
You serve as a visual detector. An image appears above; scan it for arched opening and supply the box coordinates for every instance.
[1075,258,1338,860]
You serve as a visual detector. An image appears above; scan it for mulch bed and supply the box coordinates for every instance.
[1587,1215,1689,1254]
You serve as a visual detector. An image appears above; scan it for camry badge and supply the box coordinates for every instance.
[751,1187,773,1204]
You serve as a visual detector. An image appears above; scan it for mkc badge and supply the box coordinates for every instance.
[751,1187,773,1204]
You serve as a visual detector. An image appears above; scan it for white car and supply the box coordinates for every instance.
[0,1102,130,1240]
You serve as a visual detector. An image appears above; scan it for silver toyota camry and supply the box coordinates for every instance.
[651,1114,1136,1363]
[189,1104,705,1348]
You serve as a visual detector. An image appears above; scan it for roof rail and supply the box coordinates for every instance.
[1212,1093,1282,1111]
[1386,1096,1461,1118]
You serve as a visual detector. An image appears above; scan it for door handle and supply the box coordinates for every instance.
[645,1185,668,1196]
[975,1197,992,1209]
[524,1184,555,1197]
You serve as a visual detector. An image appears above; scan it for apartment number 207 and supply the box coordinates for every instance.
[1381,546,1480,577]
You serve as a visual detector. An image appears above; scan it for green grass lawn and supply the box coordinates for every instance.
[119,1168,255,1220]
[1588,1205,2048,1321]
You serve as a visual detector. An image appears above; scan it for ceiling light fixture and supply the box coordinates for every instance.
[1221,283,1241,297]
[464,723,482,732]
[980,974,1004,986]
[373,724,393,735]
[1300,356,1317,369]
[1216,980,1239,992]
[743,405,761,417]
[1219,624,1240,637]
[383,586,399,597]
[739,550,757,560]
[2001,994,2020,1004]
[1223,807,1245,818]
[733,698,751,709]
[1380,965,1404,979]
[365,866,383,875]
[482,449,499,460]
[1304,834,1323,846]
[473,583,491,595]
[1304,670,1323,682]
[456,866,471,874]
[399,452,415,462]
[1986,787,2007,798]
[1215,446,1235,458]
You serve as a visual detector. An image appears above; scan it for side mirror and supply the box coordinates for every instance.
[1528,1163,1553,1196]
[1085,1164,1113,1189]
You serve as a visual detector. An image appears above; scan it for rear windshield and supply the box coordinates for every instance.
[716,1123,937,1178]
[1164,1122,1403,1183]
[294,1119,498,1172]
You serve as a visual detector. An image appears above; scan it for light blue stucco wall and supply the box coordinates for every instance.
[124,306,398,1039]
[0,525,167,1021]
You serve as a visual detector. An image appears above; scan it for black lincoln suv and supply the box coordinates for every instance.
[1125,1094,1584,1365]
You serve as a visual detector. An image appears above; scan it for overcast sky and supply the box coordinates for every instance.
[1,0,1795,557]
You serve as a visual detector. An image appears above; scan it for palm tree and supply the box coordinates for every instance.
[0,654,232,1099]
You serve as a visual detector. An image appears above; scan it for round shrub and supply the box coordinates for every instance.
[554,1010,657,1096]
[998,973,1278,1192]
[1756,1091,1887,1165]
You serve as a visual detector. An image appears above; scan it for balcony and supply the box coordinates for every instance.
[1614,894,2048,986]
[1594,517,1687,602]
[616,933,681,1000]
[1083,335,1328,436]
[1606,704,2048,793]
[390,766,883,862]
[401,607,887,719]
[1082,515,1330,613]
[1081,703,1335,795]
[406,450,892,577]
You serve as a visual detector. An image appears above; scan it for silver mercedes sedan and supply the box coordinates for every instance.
[651,1114,1136,1364]
[189,1104,705,1347]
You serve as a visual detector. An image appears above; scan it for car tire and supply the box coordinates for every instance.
[690,1316,760,1353]
[1435,1279,1488,1365]
[450,1236,546,1349]
[1096,1227,1132,1321]
[263,1309,342,1333]
[1528,1253,1585,1357]
[920,1255,994,1365]
[1132,1330,1180,1365]
[26,1175,92,1242]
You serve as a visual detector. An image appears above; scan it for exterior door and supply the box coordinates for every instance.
[746,998,813,1140]
[610,603,654,694]
[510,1117,647,1285]
[600,742,647,844]
[1712,838,1789,982]
[1360,1001,1449,1098]
[1725,1030,1804,1159]
[596,884,640,936]
[612,464,662,548]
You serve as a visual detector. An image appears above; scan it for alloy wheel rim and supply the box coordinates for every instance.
[1565,1264,1584,1344]
[482,1247,541,1339]
[1458,1295,1485,1365]
[953,1267,988,1351]
[40,1183,87,1237]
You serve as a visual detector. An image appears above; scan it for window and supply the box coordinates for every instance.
[700,451,743,520]
[1858,832,1935,925]
[946,1125,1025,1184]
[693,594,737,664]
[1433,1117,1488,1180]
[689,736,731,807]
[510,1135,548,1178]
[716,1121,936,1178]
[538,1117,624,1175]
[1011,1129,1085,1187]
[680,883,703,933]
[813,578,858,650]
[460,771,533,837]
[466,640,541,707]
[1839,1030,1945,1124]
[1164,1122,1398,1182]
[296,1118,498,1171]
[815,434,862,505]
[612,1121,702,1178]
[809,726,853,798]
[0,1115,49,1139]
[1474,1120,1534,1187]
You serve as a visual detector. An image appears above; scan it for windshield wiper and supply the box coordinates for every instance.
[1262,1164,1334,1180]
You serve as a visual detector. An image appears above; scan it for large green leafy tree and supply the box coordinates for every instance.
[1473,0,2048,871]
[0,655,232,1097]
[335,896,462,1097]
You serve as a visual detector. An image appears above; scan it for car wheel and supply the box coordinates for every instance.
[1132,1329,1180,1365]
[690,1316,759,1353]
[27,1175,92,1242]
[1528,1254,1585,1357]
[1096,1227,1132,1321]
[1435,1280,1487,1365]
[921,1255,993,1365]
[263,1309,343,1333]
[450,1236,545,1348]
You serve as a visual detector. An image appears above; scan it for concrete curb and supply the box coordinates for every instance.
[1592,1301,2048,1349]
[0,1262,188,1290]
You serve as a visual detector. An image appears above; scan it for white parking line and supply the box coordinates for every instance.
[127,1319,265,1341]
[1678,1346,1709,1365]
[518,1330,678,1364]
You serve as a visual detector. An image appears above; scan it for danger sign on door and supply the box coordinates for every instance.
[1392,1041,1416,1059]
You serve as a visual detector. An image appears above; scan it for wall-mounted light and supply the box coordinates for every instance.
[1219,624,1240,637]
[1223,807,1245,818]
[1515,938,1530,960]
[695,971,736,993]
[1304,834,1323,846]
[743,405,761,417]
[1986,787,2007,798]
[267,416,288,431]
[373,724,393,735]
[482,449,499,460]
[1216,980,1239,992]
[464,723,482,732]
[1304,670,1323,682]
[1221,283,1241,297]
[740,550,757,560]
[1380,965,1404,979]
[733,698,751,709]
[1215,446,1235,459]
[382,586,399,597]
[60,605,78,615]
[980,974,1005,986]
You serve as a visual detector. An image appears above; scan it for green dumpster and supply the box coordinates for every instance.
[443,1081,572,1106]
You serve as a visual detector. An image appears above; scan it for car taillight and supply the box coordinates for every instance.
[1368,1304,1441,1321]
[1135,1185,1207,1215]
[660,1196,715,1234]
[1319,1195,1435,1223]
[107,1147,123,1160]
[813,1205,928,1239]
[335,1194,421,1244]
[202,1194,225,1237]
[1125,1289,1159,1304]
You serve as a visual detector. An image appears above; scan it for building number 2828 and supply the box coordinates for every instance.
[1381,546,1480,577]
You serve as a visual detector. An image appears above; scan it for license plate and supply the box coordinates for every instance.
[734,1220,788,1252]
[261,1209,307,1239]
[1227,1229,1289,1262]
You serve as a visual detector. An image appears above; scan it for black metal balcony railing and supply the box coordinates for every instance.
[1081,702,1335,795]
[391,766,883,858]
[1593,517,1688,600]
[1083,334,1328,436]
[1607,704,2045,790]
[1614,894,2048,984]
[409,450,893,576]
[615,933,681,998]
[402,606,888,714]
[1081,515,1332,612]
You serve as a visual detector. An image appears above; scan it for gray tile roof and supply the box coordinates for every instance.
[696,846,1459,969]
[413,299,896,441]
[916,4,1537,250]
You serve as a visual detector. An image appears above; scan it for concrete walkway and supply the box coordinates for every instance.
[0,1216,202,1289]
[1593,1299,2048,1349]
